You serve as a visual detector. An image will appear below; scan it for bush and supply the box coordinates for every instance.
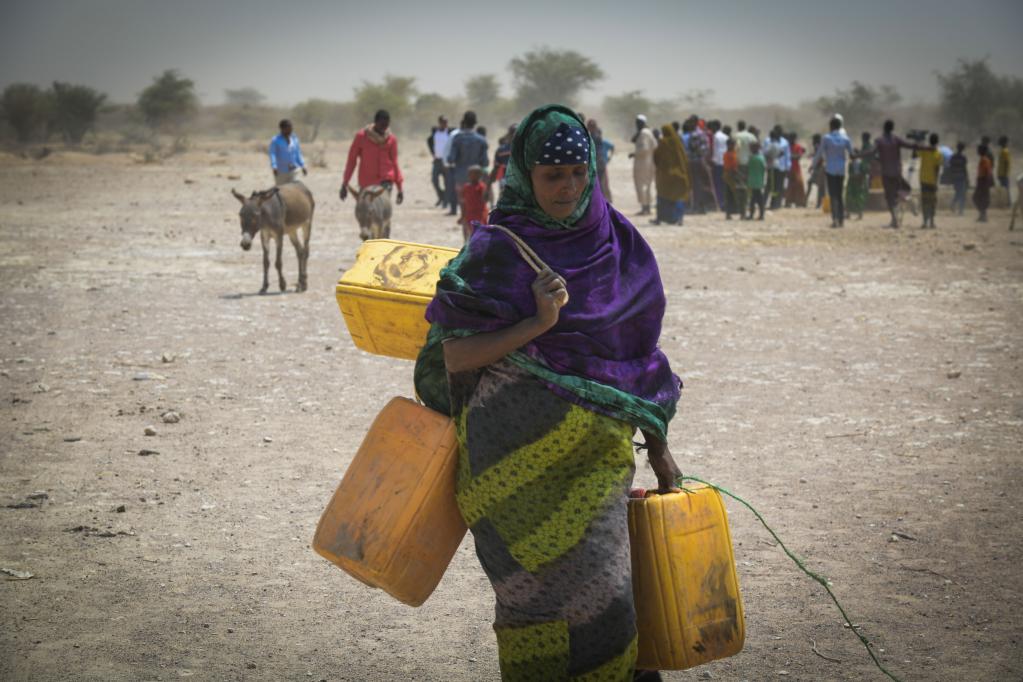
[1,83,51,143]
[137,70,198,135]
[51,82,106,145]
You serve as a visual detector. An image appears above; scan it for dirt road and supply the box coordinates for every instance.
[1,143,1021,681]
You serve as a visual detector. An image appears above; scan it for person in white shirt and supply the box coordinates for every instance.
[427,116,452,208]
[630,115,658,215]
[709,120,729,210]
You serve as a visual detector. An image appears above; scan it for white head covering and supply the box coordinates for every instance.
[636,114,648,123]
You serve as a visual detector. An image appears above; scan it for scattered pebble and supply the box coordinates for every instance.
[137,449,159,456]
[63,436,82,443]
[115,505,126,513]
[1,567,34,580]
[946,370,962,379]
[161,353,176,364]
[133,372,166,382]
[263,436,273,443]
[161,411,180,424]
[144,426,158,436]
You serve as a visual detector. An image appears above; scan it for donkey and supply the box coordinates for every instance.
[232,182,314,293]
[348,184,392,240]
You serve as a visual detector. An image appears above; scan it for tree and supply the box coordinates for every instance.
[680,88,715,113]
[602,91,653,137]
[412,92,460,132]
[50,82,106,145]
[814,80,900,131]
[1,83,50,143]
[137,70,198,134]
[292,98,331,142]
[508,47,604,112]
[465,74,500,111]
[224,87,266,107]
[353,75,417,132]
[936,58,1023,142]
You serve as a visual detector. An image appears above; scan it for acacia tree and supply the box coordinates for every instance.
[465,74,500,110]
[1,83,50,143]
[51,82,106,145]
[224,87,266,107]
[353,75,417,132]
[602,91,652,137]
[137,70,198,135]
[292,98,331,142]
[936,58,1023,142]
[508,48,604,112]
[815,80,900,131]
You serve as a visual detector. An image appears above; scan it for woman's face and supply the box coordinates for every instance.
[530,164,588,220]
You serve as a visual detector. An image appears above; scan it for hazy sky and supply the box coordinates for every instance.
[3,0,1021,110]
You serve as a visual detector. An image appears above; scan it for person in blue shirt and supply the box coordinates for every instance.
[268,119,307,185]
[811,117,857,228]
[446,111,489,220]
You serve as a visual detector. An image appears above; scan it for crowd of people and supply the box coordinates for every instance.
[264,108,1014,239]
[630,113,1014,229]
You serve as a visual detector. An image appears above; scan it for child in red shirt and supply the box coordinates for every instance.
[459,165,489,241]
[722,139,740,220]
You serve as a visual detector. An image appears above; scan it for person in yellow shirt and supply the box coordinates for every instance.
[997,136,1011,190]
[918,133,944,228]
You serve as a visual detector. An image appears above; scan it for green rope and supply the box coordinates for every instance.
[677,474,903,682]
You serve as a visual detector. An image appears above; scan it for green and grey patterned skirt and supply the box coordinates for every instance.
[450,360,638,681]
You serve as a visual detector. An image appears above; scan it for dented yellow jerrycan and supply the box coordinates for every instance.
[313,397,467,606]
[335,240,460,360]
[628,484,745,670]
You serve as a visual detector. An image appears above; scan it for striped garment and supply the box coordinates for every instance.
[450,360,639,681]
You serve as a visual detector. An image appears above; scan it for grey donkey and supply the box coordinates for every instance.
[347,183,392,240]
[232,183,314,293]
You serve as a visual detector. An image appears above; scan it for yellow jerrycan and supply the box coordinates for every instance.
[628,484,745,670]
[313,397,468,606]
[335,240,460,360]
[822,194,831,215]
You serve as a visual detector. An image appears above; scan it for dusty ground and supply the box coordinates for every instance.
[1,140,1021,682]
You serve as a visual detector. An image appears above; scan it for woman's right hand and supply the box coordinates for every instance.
[531,269,568,330]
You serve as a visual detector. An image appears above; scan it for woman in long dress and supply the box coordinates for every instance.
[652,124,690,225]
[415,104,682,681]
[784,132,807,207]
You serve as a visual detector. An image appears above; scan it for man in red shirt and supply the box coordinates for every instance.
[339,109,404,205]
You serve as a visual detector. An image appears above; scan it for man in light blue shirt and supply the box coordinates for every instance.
[269,119,307,185]
[812,117,856,228]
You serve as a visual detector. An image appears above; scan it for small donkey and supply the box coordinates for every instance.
[232,182,314,293]
[349,183,392,240]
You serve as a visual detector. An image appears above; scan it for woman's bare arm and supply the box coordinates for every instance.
[641,429,682,492]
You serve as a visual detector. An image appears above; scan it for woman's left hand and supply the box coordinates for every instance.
[640,430,682,493]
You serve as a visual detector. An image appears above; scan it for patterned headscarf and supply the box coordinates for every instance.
[495,105,596,230]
